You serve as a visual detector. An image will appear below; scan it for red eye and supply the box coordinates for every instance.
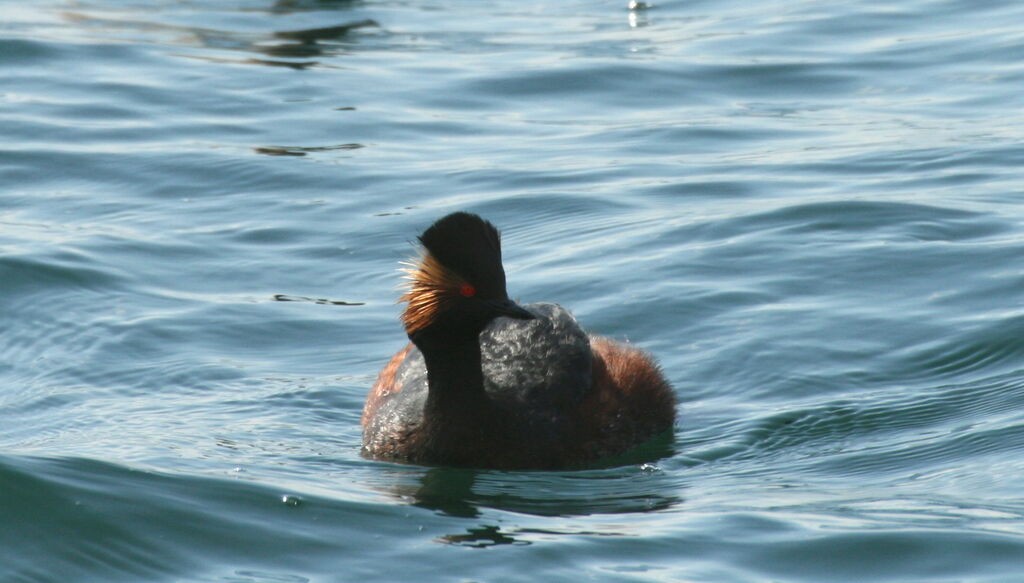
[460,284,476,297]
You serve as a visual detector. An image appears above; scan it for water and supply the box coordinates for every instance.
[2,0,1024,581]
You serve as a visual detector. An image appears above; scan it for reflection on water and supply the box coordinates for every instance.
[626,0,652,29]
[271,294,365,306]
[270,0,359,14]
[361,433,681,523]
[438,524,648,548]
[255,143,365,157]
[437,525,530,548]
[63,9,378,67]
[412,467,482,518]
[255,19,379,59]
[379,462,684,520]
[406,464,682,547]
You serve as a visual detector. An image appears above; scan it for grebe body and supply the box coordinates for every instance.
[361,213,675,469]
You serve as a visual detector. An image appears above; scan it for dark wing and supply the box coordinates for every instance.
[480,302,592,413]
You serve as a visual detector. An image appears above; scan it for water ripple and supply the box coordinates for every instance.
[4,0,1024,581]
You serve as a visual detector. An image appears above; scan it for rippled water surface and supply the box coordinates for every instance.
[3,0,1024,581]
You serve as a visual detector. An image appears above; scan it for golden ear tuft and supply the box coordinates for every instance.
[398,253,468,334]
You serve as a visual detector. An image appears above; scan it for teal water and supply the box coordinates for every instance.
[3,0,1024,581]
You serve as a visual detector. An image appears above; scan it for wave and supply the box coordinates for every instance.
[0,455,378,582]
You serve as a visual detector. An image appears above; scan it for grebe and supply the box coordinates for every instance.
[362,212,675,469]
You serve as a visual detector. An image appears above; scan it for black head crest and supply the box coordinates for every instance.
[417,212,507,298]
[399,212,512,334]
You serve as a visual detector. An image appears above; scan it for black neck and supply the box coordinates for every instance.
[415,334,490,416]
[410,332,500,466]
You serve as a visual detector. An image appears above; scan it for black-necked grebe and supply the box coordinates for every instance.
[361,212,675,469]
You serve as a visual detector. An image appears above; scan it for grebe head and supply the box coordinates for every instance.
[400,212,534,342]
